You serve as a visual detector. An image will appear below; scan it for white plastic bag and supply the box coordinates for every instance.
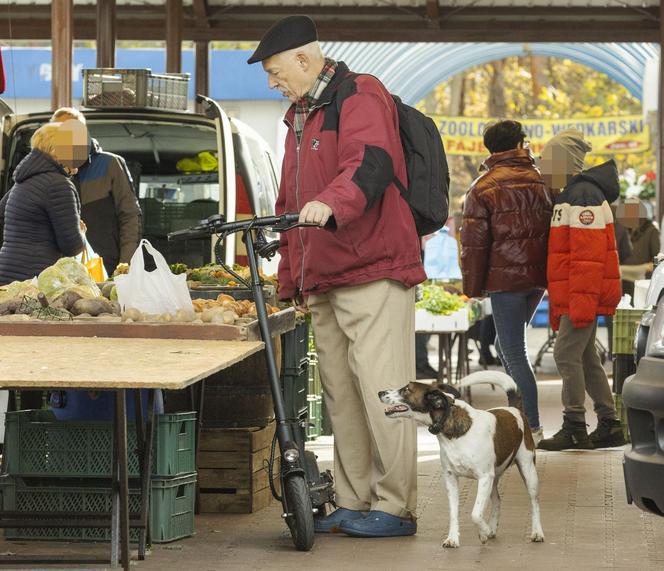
[114,239,193,316]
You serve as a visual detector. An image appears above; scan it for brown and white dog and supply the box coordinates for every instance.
[379,371,544,548]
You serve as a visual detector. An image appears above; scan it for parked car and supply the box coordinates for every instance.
[623,261,664,517]
[0,97,280,271]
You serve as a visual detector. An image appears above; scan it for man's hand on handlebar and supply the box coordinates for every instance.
[292,293,309,314]
[299,201,333,227]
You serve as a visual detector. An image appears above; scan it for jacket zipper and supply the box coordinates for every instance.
[284,116,307,294]
[286,100,332,295]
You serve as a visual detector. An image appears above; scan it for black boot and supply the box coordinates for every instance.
[537,416,592,451]
[588,417,627,448]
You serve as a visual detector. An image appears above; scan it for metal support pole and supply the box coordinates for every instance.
[96,0,116,67]
[115,390,130,571]
[166,0,183,73]
[51,0,73,110]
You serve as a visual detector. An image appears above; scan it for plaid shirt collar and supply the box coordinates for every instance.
[293,58,337,145]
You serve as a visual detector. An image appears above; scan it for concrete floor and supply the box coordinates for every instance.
[2,327,664,570]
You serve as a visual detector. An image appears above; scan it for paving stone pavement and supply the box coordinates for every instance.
[1,327,663,569]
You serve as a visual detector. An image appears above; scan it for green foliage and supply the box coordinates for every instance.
[416,285,466,315]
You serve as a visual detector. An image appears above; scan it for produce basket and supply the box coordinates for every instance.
[83,68,189,111]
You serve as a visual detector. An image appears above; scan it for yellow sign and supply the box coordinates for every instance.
[433,115,650,157]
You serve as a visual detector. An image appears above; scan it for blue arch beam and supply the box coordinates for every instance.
[322,42,659,105]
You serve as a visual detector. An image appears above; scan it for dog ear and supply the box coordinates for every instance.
[436,382,460,400]
[425,389,448,410]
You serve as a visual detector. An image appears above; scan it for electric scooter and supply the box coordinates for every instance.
[169,213,335,551]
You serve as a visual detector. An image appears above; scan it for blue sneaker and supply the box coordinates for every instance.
[339,510,417,538]
[313,508,364,534]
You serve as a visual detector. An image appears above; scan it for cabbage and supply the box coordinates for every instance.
[55,257,93,285]
[37,267,71,300]
[0,279,39,302]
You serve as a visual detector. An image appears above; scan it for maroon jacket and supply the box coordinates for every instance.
[460,148,553,298]
[276,62,426,300]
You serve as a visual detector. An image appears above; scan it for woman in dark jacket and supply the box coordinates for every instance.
[0,122,86,285]
[460,120,553,442]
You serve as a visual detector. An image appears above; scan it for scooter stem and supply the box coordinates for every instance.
[242,229,294,445]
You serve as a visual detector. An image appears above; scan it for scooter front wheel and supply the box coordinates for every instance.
[283,474,315,551]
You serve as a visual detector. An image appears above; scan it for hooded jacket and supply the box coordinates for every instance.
[0,149,85,284]
[276,61,425,299]
[75,138,141,275]
[460,148,553,298]
[547,160,621,330]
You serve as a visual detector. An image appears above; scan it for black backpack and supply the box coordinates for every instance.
[335,75,450,236]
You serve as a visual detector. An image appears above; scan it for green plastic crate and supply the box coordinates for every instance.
[282,363,309,420]
[150,474,197,543]
[308,356,322,396]
[306,395,322,441]
[4,410,196,478]
[612,308,646,355]
[0,473,196,543]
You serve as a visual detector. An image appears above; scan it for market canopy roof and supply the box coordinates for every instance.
[1,1,662,42]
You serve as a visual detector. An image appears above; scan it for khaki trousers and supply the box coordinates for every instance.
[553,316,617,423]
[308,279,417,519]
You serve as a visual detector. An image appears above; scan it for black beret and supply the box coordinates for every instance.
[247,15,318,65]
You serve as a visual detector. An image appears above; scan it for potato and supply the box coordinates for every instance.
[51,291,83,311]
[209,312,227,324]
[71,298,115,317]
[122,307,143,322]
[222,310,237,324]
[174,309,195,323]
[0,295,22,315]
[202,307,225,323]
[110,301,121,316]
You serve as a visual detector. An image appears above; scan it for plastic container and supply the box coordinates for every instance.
[281,322,309,375]
[612,308,647,355]
[0,473,196,543]
[306,395,322,441]
[282,361,309,420]
[49,388,163,422]
[3,410,196,478]
[83,68,189,111]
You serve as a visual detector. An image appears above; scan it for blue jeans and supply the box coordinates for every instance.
[489,289,544,429]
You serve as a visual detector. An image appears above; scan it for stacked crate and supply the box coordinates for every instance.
[197,421,279,514]
[612,308,646,442]
[1,409,197,543]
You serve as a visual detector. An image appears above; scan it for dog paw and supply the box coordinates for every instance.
[530,532,545,543]
[487,530,496,539]
[479,533,489,544]
[442,537,459,548]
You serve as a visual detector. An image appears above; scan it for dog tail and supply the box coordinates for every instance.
[457,371,523,409]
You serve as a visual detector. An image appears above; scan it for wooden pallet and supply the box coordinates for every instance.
[198,422,280,513]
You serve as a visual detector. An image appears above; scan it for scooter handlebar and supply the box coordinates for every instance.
[168,212,310,241]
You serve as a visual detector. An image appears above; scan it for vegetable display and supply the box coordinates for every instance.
[416,285,467,316]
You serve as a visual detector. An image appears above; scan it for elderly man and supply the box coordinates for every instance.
[249,15,425,537]
[50,107,141,276]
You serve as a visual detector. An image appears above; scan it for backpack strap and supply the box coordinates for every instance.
[333,72,406,197]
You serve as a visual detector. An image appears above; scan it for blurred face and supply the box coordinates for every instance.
[616,201,645,230]
[538,145,576,190]
[262,50,315,103]
[53,119,89,174]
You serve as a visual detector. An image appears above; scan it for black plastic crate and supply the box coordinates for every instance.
[281,322,309,374]
[613,354,636,394]
[282,361,309,420]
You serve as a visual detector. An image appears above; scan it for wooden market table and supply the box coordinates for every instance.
[0,335,264,571]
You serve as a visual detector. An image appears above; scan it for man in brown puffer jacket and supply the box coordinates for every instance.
[460,120,553,443]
